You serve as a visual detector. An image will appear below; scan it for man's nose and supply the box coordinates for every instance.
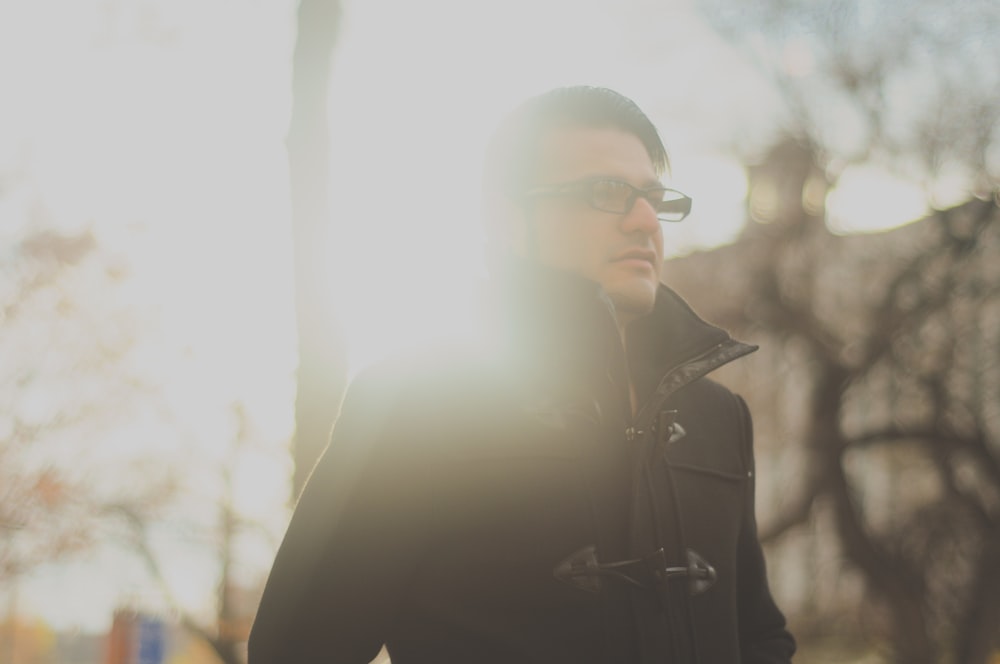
[620,196,660,235]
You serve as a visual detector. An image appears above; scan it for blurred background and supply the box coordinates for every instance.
[1,0,998,662]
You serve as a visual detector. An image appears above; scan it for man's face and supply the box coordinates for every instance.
[511,126,665,324]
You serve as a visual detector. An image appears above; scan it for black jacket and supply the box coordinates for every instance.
[249,263,795,663]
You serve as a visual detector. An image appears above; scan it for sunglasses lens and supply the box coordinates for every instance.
[588,180,634,213]
[656,194,691,222]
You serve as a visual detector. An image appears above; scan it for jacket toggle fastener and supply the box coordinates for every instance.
[626,411,687,444]
[554,545,717,598]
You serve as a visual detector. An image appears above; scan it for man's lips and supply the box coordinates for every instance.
[611,248,658,267]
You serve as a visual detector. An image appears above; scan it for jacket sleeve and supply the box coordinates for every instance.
[734,394,797,663]
[248,368,429,664]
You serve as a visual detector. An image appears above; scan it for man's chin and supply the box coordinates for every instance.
[606,283,658,322]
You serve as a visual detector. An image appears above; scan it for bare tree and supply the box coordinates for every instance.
[1,229,119,582]
[105,403,284,664]
[667,137,1000,661]
[697,0,1000,193]
[667,3,1000,659]
[288,0,348,497]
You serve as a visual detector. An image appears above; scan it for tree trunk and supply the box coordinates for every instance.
[811,362,938,664]
[288,0,346,498]
[958,537,1000,664]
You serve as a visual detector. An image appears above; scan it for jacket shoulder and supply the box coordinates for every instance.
[341,343,511,442]
[668,376,749,427]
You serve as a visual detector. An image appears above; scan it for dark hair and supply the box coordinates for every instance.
[483,86,669,196]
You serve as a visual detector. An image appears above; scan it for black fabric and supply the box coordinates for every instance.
[249,262,795,663]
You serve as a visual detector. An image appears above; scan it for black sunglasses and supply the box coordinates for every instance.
[521,177,692,223]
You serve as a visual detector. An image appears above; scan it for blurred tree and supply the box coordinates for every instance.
[699,0,1000,195]
[0,223,280,664]
[1,229,110,582]
[2,2,302,657]
[105,403,283,664]
[671,162,999,663]
[674,2,1000,661]
[288,0,347,497]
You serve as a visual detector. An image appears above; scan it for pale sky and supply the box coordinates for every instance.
[0,0,936,635]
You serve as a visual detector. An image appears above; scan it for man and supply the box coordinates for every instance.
[249,86,795,663]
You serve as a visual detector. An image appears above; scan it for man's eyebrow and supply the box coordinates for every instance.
[582,175,661,187]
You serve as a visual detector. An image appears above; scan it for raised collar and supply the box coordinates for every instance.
[486,257,754,403]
